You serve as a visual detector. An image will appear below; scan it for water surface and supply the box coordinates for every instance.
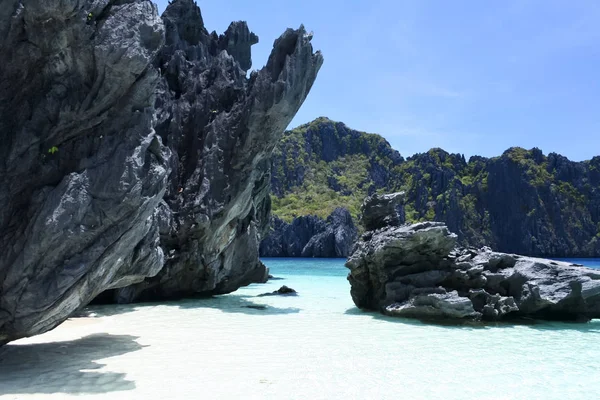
[1,258,599,399]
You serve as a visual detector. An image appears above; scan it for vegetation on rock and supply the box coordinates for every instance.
[269,118,600,257]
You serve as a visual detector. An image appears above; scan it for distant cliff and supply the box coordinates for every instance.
[259,208,357,257]
[263,118,600,258]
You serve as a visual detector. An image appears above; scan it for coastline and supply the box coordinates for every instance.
[1,258,599,399]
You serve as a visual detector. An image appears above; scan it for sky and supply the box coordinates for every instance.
[155,0,600,161]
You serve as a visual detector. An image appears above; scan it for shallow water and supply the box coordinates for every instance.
[554,257,600,269]
[1,258,599,399]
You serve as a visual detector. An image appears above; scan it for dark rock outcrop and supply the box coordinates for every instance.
[0,0,169,346]
[361,192,405,231]
[346,194,600,322]
[110,1,322,302]
[258,285,297,297]
[259,207,357,257]
[0,0,322,344]
[243,304,268,310]
[302,207,358,257]
[260,214,326,257]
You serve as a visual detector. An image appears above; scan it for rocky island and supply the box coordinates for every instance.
[347,193,600,322]
[0,0,322,345]
[264,117,600,259]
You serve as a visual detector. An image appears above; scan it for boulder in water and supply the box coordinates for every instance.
[346,193,600,323]
[259,285,298,297]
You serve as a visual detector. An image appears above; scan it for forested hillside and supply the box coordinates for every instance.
[265,117,600,257]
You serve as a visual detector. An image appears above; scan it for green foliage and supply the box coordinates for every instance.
[48,146,58,154]
[503,147,552,187]
[270,119,597,253]
[271,118,401,222]
[459,194,477,214]
[272,152,370,221]
[425,206,436,220]
[459,175,474,186]
[555,182,586,205]
[404,204,419,223]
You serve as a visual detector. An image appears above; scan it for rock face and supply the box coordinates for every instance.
[346,194,600,322]
[0,0,322,344]
[259,207,357,257]
[269,118,600,258]
[361,192,405,231]
[110,1,322,302]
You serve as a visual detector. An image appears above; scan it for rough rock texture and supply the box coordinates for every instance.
[302,208,358,257]
[0,0,169,345]
[346,194,600,322]
[259,207,357,257]
[269,117,600,258]
[0,0,322,344]
[361,192,405,231]
[397,148,600,258]
[110,0,322,302]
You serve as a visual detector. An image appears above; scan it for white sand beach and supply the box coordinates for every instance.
[1,259,599,400]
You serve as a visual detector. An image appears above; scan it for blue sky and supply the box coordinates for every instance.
[155,0,600,161]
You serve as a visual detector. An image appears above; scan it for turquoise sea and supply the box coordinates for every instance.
[1,258,599,399]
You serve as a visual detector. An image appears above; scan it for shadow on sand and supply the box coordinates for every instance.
[74,303,151,318]
[344,307,600,333]
[75,294,301,319]
[0,333,145,395]
[177,294,301,315]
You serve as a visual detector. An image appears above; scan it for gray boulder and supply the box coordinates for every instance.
[0,0,322,344]
[347,194,600,323]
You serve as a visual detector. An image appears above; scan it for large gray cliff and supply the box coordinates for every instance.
[0,0,322,344]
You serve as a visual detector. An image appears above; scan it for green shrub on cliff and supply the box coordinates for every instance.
[270,118,600,257]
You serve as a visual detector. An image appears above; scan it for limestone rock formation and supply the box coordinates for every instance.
[302,207,357,257]
[0,0,322,344]
[346,194,600,322]
[259,207,357,258]
[111,0,322,302]
[0,0,169,346]
[360,192,405,231]
[269,118,600,258]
